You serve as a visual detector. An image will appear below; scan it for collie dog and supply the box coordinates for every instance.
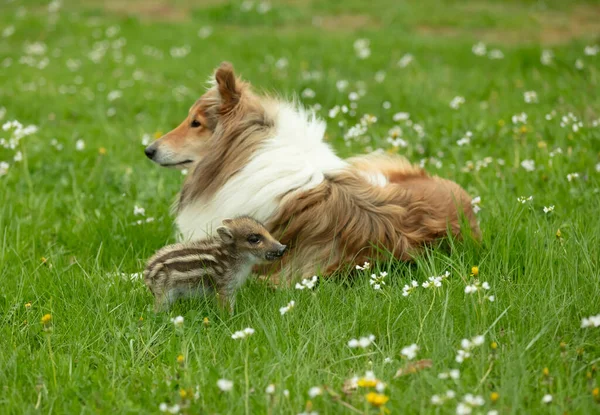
[145,62,480,281]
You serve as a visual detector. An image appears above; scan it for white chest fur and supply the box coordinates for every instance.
[176,104,347,240]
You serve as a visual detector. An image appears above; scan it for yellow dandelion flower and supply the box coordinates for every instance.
[498,119,505,127]
[542,367,550,377]
[41,257,48,264]
[153,131,163,139]
[139,316,143,321]
[491,341,498,350]
[203,317,210,326]
[177,354,185,364]
[560,341,567,349]
[366,392,389,407]
[490,392,499,403]
[519,125,528,134]
[593,387,599,400]
[25,302,32,309]
[98,147,107,155]
[179,389,188,399]
[357,378,378,388]
[556,229,562,238]
[471,266,479,277]
[41,314,52,324]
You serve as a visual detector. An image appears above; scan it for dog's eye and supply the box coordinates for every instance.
[190,120,201,128]
[247,234,261,244]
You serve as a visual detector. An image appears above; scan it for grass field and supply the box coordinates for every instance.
[1,0,600,413]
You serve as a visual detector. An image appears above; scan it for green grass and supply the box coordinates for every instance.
[1,0,600,413]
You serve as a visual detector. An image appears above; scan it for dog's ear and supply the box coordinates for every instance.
[215,62,239,112]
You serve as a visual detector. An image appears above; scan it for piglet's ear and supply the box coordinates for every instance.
[215,62,239,112]
[217,226,234,244]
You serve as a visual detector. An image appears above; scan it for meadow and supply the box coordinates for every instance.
[1,0,599,413]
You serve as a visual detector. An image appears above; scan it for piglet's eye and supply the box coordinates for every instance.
[190,120,201,128]
[247,234,261,244]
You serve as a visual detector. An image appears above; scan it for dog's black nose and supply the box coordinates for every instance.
[278,245,287,256]
[144,146,156,160]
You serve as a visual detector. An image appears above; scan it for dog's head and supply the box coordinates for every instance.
[144,62,253,168]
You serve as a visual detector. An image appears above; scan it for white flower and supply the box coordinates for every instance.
[171,316,184,327]
[520,159,535,171]
[456,403,472,415]
[524,91,538,104]
[301,88,316,99]
[542,394,553,404]
[374,70,386,83]
[567,173,579,182]
[75,139,85,151]
[355,261,370,271]
[517,195,533,204]
[257,1,271,14]
[575,59,584,70]
[585,45,599,56]
[369,272,387,290]
[0,161,9,176]
[217,379,233,392]
[488,411,499,415]
[384,357,393,364]
[283,389,289,398]
[472,42,486,56]
[159,403,181,414]
[295,275,318,290]
[170,45,191,58]
[197,26,213,39]
[543,205,555,213]
[13,151,22,162]
[231,327,255,339]
[449,96,465,110]
[279,300,295,315]
[488,49,504,59]
[581,314,600,328]
[393,112,410,122]
[2,25,15,38]
[431,395,444,405]
[422,276,442,289]
[471,196,481,214]
[402,280,419,297]
[456,335,484,363]
[472,335,485,346]
[107,90,122,101]
[133,205,145,216]
[348,334,375,349]
[353,38,371,59]
[266,384,275,394]
[512,112,528,124]
[336,80,348,92]
[397,53,414,68]
[308,386,322,398]
[438,369,460,380]
[400,343,419,360]
[541,49,554,65]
